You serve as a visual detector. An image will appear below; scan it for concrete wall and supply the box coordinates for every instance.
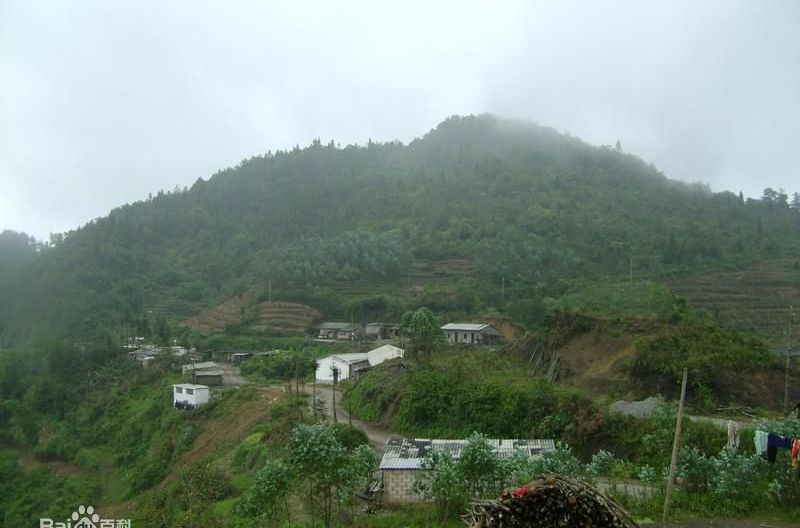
[382,470,428,504]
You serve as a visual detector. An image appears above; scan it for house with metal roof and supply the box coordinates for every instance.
[441,323,504,345]
[315,353,371,382]
[181,361,219,375]
[379,437,556,504]
[313,322,363,341]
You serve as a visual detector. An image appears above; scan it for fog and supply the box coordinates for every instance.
[1,0,798,240]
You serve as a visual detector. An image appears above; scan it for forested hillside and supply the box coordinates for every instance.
[2,114,799,345]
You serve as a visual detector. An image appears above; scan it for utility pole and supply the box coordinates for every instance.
[332,366,339,424]
[663,368,688,523]
[268,280,272,303]
[785,305,794,416]
[629,257,633,282]
[501,276,505,304]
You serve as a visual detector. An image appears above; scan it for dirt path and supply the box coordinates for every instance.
[310,383,394,453]
[157,387,283,488]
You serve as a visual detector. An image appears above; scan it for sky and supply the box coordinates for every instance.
[1,1,798,241]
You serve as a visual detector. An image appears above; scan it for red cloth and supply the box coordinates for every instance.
[792,439,800,468]
[511,486,530,498]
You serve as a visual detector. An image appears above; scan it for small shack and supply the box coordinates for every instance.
[314,322,362,341]
[172,384,210,409]
[441,323,504,345]
[379,438,556,504]
[315,353,371,382]
[367,344,404,366]
[365,323,400,341]
[182,361,218,375]
[194,369,224,386]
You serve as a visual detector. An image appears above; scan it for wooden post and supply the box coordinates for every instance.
[663,367,688,523]
[332,366,339,424]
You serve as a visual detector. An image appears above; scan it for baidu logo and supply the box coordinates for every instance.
[39,504,131,527]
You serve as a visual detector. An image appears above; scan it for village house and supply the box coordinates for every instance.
[172,383,210,409]
[314,353,371,382]
[379,438,556,504]
[315,344,405,382]
[194,368,224,386]
[365,322,400,341]
[313,322,363,341]
[181,361,219,375]
[441,323,504,345]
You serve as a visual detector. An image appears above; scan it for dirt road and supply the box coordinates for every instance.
[310,383,394,453]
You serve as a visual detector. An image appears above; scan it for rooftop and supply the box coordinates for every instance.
[379,437,556,470]
[326,352,370,363]
[182,361,218,371]
[173,383,210,390]
[441,323,495,332]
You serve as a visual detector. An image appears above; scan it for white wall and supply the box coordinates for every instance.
[315,355,364,382]
[173,385,210,407]
[367,345,403,366]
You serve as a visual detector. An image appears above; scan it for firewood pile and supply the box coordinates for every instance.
[463,475,639,528]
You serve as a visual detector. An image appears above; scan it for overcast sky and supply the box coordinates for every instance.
[1,1,798,241]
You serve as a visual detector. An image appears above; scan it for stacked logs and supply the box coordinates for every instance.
[463,475,639,528]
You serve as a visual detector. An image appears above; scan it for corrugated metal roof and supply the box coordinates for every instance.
[379,438,556,470]
[441,323,491,331]
[320,353,370,364]
[182,361,218,371]
[173,383,209,390]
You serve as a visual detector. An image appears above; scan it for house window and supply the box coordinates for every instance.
[176,387,183,393]
[463,333,468,341]
[186,388,194,395]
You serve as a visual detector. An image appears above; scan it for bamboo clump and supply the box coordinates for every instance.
[462,475,639,528]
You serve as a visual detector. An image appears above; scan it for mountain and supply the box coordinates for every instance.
[1,114,799,345]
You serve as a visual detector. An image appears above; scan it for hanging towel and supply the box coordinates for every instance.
[727,420,740,450]
[792,439,800,470]
[755,430,768,455]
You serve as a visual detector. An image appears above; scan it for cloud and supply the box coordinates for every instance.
[1,0,798,239]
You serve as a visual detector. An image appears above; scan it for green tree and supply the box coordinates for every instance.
[289,423,376,528]
[236,460,294,526]
[400,307,445,363]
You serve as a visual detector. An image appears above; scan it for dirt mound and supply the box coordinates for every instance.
[184,292,254,333]
[158,387,284,488]
[556,328,638,396]
[251,301,321,334]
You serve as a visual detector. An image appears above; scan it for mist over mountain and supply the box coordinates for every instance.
[1,114,798,345]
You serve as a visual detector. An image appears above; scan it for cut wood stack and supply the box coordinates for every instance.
[463,475,639,528]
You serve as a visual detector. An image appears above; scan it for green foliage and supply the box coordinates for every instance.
[289,422,377,528]
[400,307,445,363]
[236,459,294,523]
[180,463,235,508]
[3,115,800,346]
[349,351,603,441]
[632,318,770,400]
[543,280,678,320]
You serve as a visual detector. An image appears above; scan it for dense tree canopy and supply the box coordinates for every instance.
[1,114,799,344]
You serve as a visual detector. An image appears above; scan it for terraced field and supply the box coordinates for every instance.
[670,258,800,346]
[184,293,320,335]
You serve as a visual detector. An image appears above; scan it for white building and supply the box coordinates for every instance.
[315,353,371,382]
[172,384,210,409]
[441,323,504,345]
[367,344,404,366]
